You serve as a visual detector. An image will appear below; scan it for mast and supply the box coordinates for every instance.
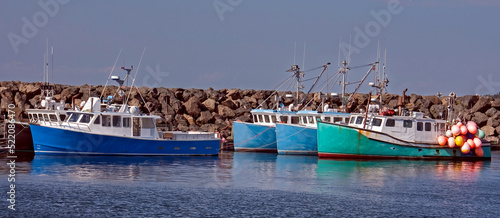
[340,60,349,108]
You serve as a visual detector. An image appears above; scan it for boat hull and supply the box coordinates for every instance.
[317,122,491,160]
[276,123,317,155]
[233,121,277,152]
[30,124,220,156]
[1,122,34,153]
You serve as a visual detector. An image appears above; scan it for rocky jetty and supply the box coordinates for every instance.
[1,81,499,142]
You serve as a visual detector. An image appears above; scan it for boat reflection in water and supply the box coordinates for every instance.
[29,155,219,184]
[315,158,489,192]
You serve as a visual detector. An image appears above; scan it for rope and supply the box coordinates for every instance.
[233,122,276,150]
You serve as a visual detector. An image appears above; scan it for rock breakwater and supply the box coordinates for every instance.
[1,81,499,142]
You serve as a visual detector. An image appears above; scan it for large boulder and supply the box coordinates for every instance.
[18,83,41,99]
[472,112,489,127]
[227,89,242,100]
[456,95,479,109]
[471,97,492,113]
[496,126,500,135]
[481,126,496,137]
[171,101,185,114]
[205,88,226,102]
[218,105,236,119]
[183,97,202,118]
[14,92,27,110]
[492,98,500,109]
[60,87,80,102]
[0,87,14,109]
[487,117,500,128]
[485,108,499,117]
[202,98,217,112]
[222,99,238,110]
[429,105,446,119]
[196,111,214,125]
[183,114,196,125]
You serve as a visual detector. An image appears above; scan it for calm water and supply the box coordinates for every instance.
[1,151,500,217]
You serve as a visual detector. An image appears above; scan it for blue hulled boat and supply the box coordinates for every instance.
[233,109,296,152]
[28,65,220,156]
[276,111,349,155]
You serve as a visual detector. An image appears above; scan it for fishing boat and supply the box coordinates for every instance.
[29,54,220,156]
[233,63,311,152]
[317,92,491,160]
[276,110,349,155]
[275,60,377,155]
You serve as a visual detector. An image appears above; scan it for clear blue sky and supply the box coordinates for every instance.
[1,0,499,96]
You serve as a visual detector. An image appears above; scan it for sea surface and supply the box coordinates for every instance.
[1,151,500,217]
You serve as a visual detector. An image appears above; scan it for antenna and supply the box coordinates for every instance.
[293,42,296,65]
[100,48,123,100]
[51,46,54,84]
[302,41,306,71]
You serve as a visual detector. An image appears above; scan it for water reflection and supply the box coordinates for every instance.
[29,155,219,186]
[2,151,498,193]
[0,153,35,175]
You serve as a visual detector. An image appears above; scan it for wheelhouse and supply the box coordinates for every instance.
[347,112,446,143]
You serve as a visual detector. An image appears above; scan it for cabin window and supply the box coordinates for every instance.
[425,122,431,131]
[80,114,93,123]
[133,117,141,136]
[417,122,423,131]
[271,115,277,123]
[28,114,33,120]
[355,116,363,125]
[281,116,289,124]
[94,115,101,124]
[49,114,57,122]
[371,118,382,127]
[439,123,446,132]
[102,115,111,127]
[37,114,43,121]
[350,116,356,124]
[68,113,81,122]
[291,116,300,124]
[334,117,343,123]
[308,116,315,124]
[345,118,350,123]
[59,114,66,121]
[123,117,131,127]
[386,119,395,127]
[264,115,270,123]
[253,115,257,122]
[324,117,331,122]
[142,118,155,128]
[258,115,263,123]
[43,114,50,122]
[113,116,121,127]
[403,120,412,128]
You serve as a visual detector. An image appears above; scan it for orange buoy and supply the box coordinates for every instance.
[473,138,482,148]
[467,124,477,134]
[445,130,453,138]
[467,121,477,127]
[460,125,468,135]
[451,125,460,136]
[448,137,456,148]
[455,136,464,147]
[475,147,484,157]
[467,138,475,149]
[461,142,470,154]
[438,136,447,146]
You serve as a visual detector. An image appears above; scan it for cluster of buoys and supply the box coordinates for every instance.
[437,121,485,157]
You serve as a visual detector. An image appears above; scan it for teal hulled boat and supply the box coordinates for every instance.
[317,112,491,160]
